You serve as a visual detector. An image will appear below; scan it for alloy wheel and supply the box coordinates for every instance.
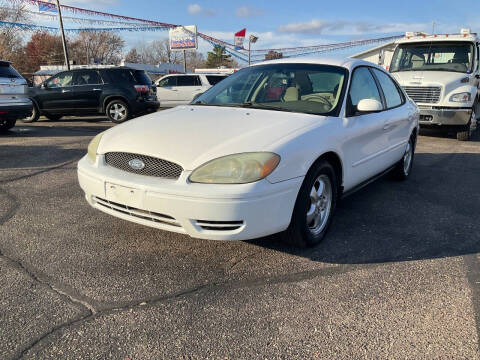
[306,174,332,235]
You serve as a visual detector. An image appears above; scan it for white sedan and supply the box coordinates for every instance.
[78,58,419,247]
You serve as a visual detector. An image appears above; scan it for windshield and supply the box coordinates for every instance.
[390,41,474,73]
[193,63,347,116]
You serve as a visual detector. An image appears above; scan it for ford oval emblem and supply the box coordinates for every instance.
[128,158,145,170]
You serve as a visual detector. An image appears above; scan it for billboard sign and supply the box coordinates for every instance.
[169,25,197,51]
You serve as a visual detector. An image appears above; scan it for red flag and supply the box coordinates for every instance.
[234,28,246,49]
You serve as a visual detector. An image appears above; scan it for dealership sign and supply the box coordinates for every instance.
[169,25,197,51]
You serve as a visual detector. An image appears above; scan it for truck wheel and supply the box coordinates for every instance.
[281,160,338,248]
[21,104,39,123]
[457,107,477,141]
[106,100,129,123]
[0,119,16,132]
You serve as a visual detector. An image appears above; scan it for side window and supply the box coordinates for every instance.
[158,76,177,87]
[46,72,73,88]
[110,69,135,85]
[206,75,226,86]
[348,67,382,116]
[73,70,102,86]
[177,76,200,86]
[371,69,403,109]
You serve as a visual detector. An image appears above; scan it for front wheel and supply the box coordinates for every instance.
[0,119,16,132]
[457,107,477,141]
[281,160,338,248]
[106,100,129,123]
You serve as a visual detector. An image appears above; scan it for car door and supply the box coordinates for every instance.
[156,76,179,107]
[72,70,104,113]
[37,71,76,113]
[342,66,390,187]
[371,68,413,166]
[176,75,203,104]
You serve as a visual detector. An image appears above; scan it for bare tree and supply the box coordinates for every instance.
[71,31,125,65]
[0,1,29,72]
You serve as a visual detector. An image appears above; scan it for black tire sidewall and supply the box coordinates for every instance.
[106,100,129,123]
[287,160,338,247]
[0,119,15,131]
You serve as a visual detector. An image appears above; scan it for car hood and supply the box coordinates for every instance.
[98,105,323,170]
[391,70,469,86]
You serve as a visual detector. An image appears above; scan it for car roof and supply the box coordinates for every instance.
[251,57,378,71]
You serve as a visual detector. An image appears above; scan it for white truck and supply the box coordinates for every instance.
[389,29,480,140]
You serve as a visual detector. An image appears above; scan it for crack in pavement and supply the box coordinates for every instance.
[17,261,377,359]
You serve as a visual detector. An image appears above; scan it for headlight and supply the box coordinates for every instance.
[87,132,104,163]
[450,92,471,102]
[189,152,280,184]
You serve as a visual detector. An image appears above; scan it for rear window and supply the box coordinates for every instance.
[109,69,136,84]
[133,70,152,85]
[206,75,227,85]
[0,63,22,78]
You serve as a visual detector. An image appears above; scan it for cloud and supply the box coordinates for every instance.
[187,3,216,17]
[235,5,263,18]
[278,19,428,35]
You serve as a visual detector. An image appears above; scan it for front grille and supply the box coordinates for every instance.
[403,86,441,104]
[105,152,183,179]
[93,196,181,227]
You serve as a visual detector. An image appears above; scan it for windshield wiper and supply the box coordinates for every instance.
[239,102,297,113]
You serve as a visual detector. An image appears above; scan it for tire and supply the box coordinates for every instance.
[21,103,39,123]
[45,114,62,121]
[392,136,415,181]
[281,160,338,248]
[457,107,477,141]
[106,99,129,123]
[0,118,16,132]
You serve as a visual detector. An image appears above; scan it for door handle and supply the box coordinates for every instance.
[61,89,71,93]
[383,124,392,130]
[92,88,102,91]
[171,89,178,91]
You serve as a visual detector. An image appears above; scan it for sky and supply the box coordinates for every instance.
[27,0,480,62]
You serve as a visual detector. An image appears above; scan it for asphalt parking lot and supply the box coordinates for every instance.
[1,117,480,359]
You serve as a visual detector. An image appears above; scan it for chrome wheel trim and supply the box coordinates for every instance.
[403,140,413,175]
[109,103,127,121]
[306,174,332,235]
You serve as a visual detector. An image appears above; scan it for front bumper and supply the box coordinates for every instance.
[77,155,303,241]
[418,107,472,127]
[0,101,33,120]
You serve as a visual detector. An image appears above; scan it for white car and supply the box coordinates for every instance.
[78,58,419,247]
[155,73,227,107]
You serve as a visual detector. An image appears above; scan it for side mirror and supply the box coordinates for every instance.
[475,74,480,79]
[357,99,383,113]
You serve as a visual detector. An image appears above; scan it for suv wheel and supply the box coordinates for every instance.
[106,100,129,123]
[0,119,16,132]
[281,160,338,248]
[22,103,39,123]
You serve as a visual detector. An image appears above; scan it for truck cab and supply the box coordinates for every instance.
[389,29,480,140]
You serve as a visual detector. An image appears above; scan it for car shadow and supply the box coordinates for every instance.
[248,151,480,265]
[420,126,480,142]
[0,123,111,139]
